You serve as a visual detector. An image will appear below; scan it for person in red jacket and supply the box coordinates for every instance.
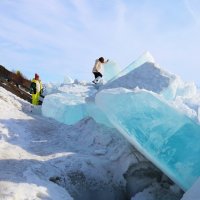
[92,57,109,84]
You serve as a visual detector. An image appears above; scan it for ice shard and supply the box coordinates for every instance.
[103,60,121,82]
[42,93,87,125]
[96,88,200,191]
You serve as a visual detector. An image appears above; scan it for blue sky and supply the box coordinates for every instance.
[0,0,200,84]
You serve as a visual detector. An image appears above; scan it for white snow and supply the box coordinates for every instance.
[0,86,145,199]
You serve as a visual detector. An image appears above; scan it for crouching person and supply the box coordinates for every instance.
[30,73,43,105]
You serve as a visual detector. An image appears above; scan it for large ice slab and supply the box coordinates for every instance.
[107,51,155,83]
[104,61,176,96]
[96,88,200,191]
[42,88,112,127]
[42,93,87,125]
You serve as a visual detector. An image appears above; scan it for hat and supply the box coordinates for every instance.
[35,73,39,79]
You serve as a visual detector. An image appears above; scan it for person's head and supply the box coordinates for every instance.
[99,57,104,63]
[35,73,39,80]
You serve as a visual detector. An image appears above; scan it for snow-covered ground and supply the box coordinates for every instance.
[0,85,184,200]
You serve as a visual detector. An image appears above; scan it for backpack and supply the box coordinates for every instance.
[29,82,36,94]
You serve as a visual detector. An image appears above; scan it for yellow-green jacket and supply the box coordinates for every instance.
[31,79,43,105]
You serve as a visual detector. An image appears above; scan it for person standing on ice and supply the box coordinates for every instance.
[30,73,43,105]
[92,57,109,84]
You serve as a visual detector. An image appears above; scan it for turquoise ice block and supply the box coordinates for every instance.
[96,88,200,191]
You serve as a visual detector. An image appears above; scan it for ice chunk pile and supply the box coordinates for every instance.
[42,52,200,191]
[95,88,200,190]
[103,58,198,102]
[42,84,112,126]
[42,51,200,126]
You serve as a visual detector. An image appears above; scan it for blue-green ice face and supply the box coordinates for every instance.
[96,88,200,191]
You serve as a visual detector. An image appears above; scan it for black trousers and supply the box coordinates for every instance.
[93,72,102,79]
